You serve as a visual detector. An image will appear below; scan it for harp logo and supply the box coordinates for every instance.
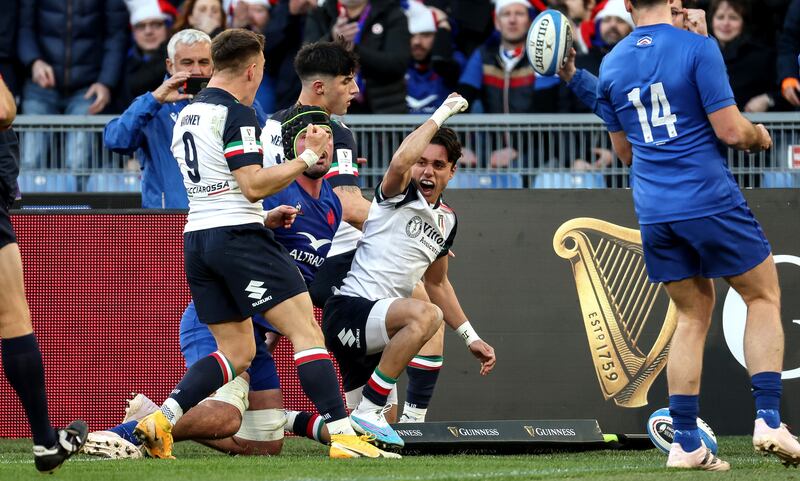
[553,218,677,408]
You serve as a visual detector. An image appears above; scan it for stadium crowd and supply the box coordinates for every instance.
[1,0,799,117]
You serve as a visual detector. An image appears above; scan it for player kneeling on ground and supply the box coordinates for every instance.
[322,94,497,450]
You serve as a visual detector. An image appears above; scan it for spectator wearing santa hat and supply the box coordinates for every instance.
[118,0,179,108]
[404,1,465,113]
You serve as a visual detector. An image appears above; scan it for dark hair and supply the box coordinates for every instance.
[281,105,331,159]
[709,0,750,21]
[430,128,462,166]
[211,29,265,73]
[629,0,667,7]
[172,0,226,34]
[294,40,360,81]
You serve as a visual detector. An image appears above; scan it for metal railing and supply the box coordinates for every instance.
[11,113,800,192]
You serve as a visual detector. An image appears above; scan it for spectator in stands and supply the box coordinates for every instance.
[405,1,465,113]
[457,0,553,167]
[304,0,410,113]
[226,0,271,31]
[173,0,227,37]
[18,0,129,175]
[119,0,180,109]
[710,0,779,112]
[225,0,274,112]
[777,0,800,108]
[103,30,214,209]
[263,0,318,112]
[425,0,497,57]
[558,0,633,114]
[549,0,595,24]
[458,0,554,115]
[0,0,20,101]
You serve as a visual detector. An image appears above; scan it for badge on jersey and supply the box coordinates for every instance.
[331,149,358,176]
[240,126,261,153]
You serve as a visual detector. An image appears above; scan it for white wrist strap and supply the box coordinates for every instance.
[429,96,467,128]
[455,321,481,347]
[299,149,319,168]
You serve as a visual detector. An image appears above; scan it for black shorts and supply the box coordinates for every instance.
[322,294,395,391]
[308,248,356,308]
[184,223,307,324]
[0,130,19,249]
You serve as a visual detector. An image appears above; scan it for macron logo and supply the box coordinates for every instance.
[338,328,357,347]
[245,280,267,300]
[299,232,332,251]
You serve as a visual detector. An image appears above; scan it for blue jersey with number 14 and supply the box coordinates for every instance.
[597,24,744,225]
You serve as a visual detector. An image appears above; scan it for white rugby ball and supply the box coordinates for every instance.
[526,9,573,76]
[646,408,719,455]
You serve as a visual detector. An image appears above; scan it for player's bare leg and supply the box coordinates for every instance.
[0,243,87,472]
[726,255,800,466]
[264,293,397,458]
[135,319,256,458]
[400,282,444,423]
[349,298,442,449]
[662,276,728,470]
[196,389,285,455]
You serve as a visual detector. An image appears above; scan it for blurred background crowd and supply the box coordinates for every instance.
[2,0,799,118]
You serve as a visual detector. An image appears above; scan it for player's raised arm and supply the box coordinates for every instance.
[233,124,330,202]
[423,255,496,376]
[380,94,467,198]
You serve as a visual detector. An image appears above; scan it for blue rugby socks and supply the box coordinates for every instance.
[752,371,782,428]
[109,421,141,445]
[404,355,443,421]
[670,394,701,452]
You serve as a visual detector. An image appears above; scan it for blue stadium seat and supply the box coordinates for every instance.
[448,173,523,189]
[85,173,141,193]
[533,172,606,189]
[762,172,800,188]
[16,173,79,193]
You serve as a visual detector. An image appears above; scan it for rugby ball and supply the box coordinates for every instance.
[646,408,719,455]
[526,9,573,76]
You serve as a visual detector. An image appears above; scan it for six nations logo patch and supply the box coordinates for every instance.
[406,216,423,238]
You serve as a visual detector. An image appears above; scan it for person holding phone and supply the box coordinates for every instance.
[104,29,214,209]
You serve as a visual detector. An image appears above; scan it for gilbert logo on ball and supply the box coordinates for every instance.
[526,9,573,76]
[646,408,719,455]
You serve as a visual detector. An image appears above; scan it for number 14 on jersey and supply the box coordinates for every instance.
[627,82,678,144]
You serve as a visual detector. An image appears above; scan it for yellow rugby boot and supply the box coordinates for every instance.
[134,410,174,459]
[329,433,401,459]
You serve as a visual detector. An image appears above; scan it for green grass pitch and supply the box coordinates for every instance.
[1,436,798,480]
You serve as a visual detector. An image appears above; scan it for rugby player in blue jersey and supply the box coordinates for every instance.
[597,0,799,471]
[557,0,706,117]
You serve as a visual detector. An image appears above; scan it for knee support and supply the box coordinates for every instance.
[203,376,250,416]
[235,409,287,442]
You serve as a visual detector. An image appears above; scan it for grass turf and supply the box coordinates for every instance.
[0,436,799,481]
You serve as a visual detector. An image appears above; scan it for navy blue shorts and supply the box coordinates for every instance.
[640,203,771,283]
[184,223,307,324]
[179,301,280,391]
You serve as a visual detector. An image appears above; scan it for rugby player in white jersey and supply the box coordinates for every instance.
[133,28,395,460]
[322,94,497,449]
[262,40,449,426]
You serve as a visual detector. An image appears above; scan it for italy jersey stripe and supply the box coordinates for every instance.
[224,140,263,158]
[294,347,330,365]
